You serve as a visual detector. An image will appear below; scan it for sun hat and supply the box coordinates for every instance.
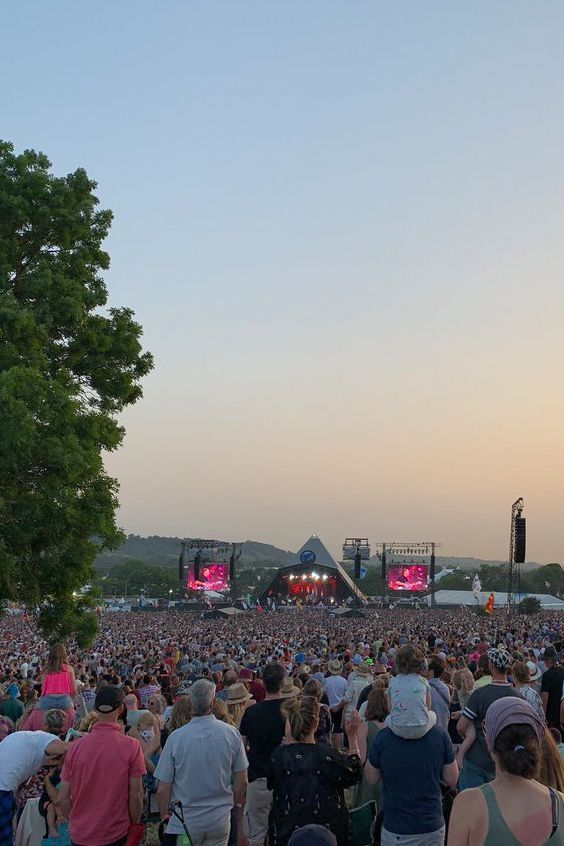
[329,660,343,674]
[484,696,545,753]
[526,660,542,683]
[280,678,301,698]
[226,683,253,705]
[356,661,372,676]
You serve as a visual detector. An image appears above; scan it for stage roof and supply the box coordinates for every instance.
[258,533,366,602]
[424,590,564,609]
[283,534,340,571]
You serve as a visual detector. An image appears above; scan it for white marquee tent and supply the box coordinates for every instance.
[424,590,564,610]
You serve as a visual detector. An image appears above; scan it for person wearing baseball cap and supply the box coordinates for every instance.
[448,697,564,844]
[458,648,520,790]
[58,686,146,846]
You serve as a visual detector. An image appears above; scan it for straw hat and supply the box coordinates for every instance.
[329,660,343,675]
[356,661,372,676]
[226,683,253,706]
[526,660,542,683]
[280,678,301,698]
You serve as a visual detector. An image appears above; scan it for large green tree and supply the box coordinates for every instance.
[0,141,153,645]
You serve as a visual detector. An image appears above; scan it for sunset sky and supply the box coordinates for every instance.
[3,3,564,562]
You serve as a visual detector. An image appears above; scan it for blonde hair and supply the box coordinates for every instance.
[212,699,234,726]
[283,696,319,742]
[459,668,474,695]
[373,673,392,689]
[78,712,98,732]
[137,712,156,730]
[226,701,246,728]
[169,699,192,732]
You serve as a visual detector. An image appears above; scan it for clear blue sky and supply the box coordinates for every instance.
[3,2,564,561]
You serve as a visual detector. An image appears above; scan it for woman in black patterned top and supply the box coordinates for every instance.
[267,697,362,845]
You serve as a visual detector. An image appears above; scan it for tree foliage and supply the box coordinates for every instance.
[518,596,542,615]
[0,141,153,644]
[98,559,180,598]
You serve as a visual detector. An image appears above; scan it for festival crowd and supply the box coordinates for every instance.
[1,607,564,846]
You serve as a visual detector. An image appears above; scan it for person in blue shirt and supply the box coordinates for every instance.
[365,722,458,845]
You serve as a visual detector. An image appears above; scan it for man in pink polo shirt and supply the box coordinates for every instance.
[59,685,146,846]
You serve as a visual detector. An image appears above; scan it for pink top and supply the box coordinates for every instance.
[42,665,74,696]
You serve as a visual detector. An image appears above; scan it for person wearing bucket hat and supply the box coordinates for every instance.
[457,648,520,790]
[448,697,564,845]
[226,683,254,729]
[279,678,301,699]
[511,661,545,720]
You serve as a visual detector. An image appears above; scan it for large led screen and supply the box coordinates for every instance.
[387,564,429,592]
[187,562,229,592]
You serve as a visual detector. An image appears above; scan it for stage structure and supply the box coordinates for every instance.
[342,538,371,600]
[373,541,441,607]
[507,498,526,611]
[178,539,240,595]
[257,534,367,607]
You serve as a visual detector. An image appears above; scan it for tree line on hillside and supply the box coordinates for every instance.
[96,558,563,601]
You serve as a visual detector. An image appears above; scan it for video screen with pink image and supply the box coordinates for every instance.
[387,564,429,592]
[187,562,229,592]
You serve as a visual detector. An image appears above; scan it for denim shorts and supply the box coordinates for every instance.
[40,694,73,711]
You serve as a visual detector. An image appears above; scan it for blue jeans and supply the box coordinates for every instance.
[459,760,494,790]
[40,694,73,711]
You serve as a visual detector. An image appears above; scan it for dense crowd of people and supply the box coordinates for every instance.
[1,606,564,845]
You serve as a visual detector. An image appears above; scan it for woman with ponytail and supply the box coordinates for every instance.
[449,697,564,845]
[267,696,362,845]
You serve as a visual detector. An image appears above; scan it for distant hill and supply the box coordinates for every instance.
[95,535,292,570]
[96,536,550,573]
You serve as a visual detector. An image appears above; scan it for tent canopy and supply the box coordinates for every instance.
[424,590,564,609]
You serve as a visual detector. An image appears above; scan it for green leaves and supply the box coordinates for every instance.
[0,140,153,643]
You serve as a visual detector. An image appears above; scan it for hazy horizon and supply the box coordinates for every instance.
[3,3,564,565]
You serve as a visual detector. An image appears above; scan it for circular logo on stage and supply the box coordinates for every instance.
[300,550,316,565]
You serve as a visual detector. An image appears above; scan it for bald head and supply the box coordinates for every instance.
[124,694,138,711]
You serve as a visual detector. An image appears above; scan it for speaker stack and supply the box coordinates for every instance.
[514,517,526,564]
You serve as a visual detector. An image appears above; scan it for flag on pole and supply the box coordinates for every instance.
[485,592,495,615]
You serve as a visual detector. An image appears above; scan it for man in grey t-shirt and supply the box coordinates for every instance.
[156,679,248,845]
